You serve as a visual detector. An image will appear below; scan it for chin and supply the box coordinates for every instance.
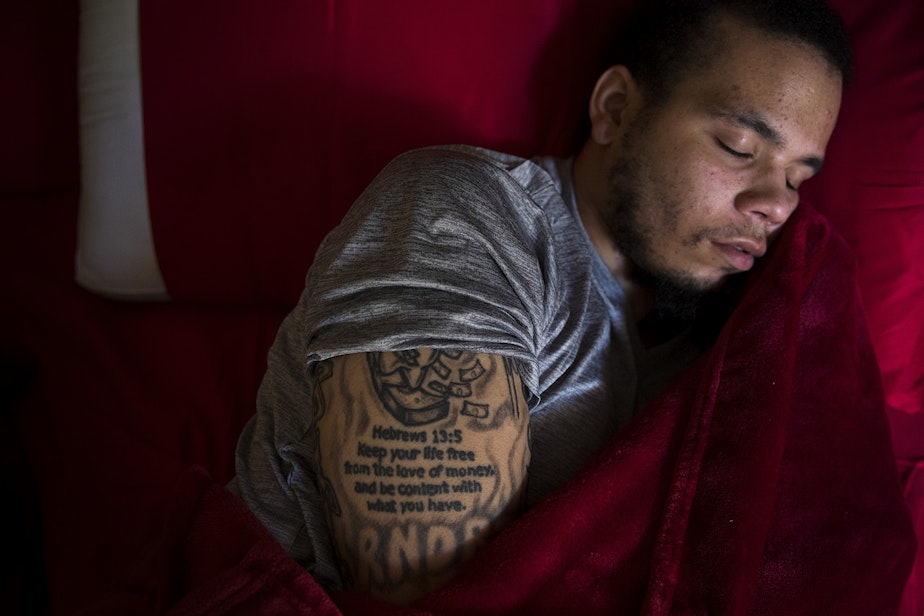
[670,269,726,294]
[699,274,730,292]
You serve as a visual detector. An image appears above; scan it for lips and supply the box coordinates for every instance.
[713,239,766,271]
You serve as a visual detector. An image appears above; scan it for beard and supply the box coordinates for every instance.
[603,141,720,323]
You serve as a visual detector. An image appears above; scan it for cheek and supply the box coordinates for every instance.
[654,156,729,234]
[683,157,740,218]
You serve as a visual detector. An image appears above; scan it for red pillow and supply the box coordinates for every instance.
[802,0,924,429]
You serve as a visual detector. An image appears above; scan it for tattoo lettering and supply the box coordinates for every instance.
[315,350,529,602]
[345,428,498,516]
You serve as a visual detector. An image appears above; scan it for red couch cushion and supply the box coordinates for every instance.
[138,0,633,305]
[0,0,78,194]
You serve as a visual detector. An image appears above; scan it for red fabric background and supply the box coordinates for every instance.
[2,0,921,613]
[140,0,631,306]
[0,0,78,195]
[800,0,924,440]
[796,4,924,606]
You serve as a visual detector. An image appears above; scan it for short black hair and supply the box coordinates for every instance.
[609,0,853,105]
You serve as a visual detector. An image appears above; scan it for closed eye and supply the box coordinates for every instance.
[716,139,751,159]
[718,138,798,192]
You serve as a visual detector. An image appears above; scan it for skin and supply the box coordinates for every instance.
[315,13,843,605]
[573,15,843,321]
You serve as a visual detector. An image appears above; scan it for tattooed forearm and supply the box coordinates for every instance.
[314,349,530,604]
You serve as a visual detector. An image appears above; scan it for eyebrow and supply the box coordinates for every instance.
[712,109,825,173]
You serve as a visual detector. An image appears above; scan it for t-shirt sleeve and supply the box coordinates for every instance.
[303,146,554,391]
[232,292,343,584]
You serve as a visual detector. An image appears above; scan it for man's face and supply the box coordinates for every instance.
[602,18,843,310]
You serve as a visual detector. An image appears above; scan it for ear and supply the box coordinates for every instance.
[588,65,640,146]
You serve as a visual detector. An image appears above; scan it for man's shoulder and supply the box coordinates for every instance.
[375,146,570,219]
[388,144,530,174]
[380,145,562,196]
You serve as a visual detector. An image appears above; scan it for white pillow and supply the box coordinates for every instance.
[76,0,168,299]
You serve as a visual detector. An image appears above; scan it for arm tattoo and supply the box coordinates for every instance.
[369,349,498,426]
[307,359,343,518]
[313,349,530,603]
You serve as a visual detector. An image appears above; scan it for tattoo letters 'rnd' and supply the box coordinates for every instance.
[314,349,530,603]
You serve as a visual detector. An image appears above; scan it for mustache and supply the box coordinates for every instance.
[690,224,767,246]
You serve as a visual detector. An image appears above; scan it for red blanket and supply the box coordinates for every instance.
[147,204,913,615]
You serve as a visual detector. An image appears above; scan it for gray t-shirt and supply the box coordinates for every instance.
[232,145,699,586]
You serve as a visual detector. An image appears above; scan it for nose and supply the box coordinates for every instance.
[734,175,798,227]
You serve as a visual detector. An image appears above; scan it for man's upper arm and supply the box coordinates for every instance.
[314,348,530,604]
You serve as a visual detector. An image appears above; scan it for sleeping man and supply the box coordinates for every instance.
[230,0,913,608]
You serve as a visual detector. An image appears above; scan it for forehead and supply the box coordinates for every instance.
[668,16,843,148]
